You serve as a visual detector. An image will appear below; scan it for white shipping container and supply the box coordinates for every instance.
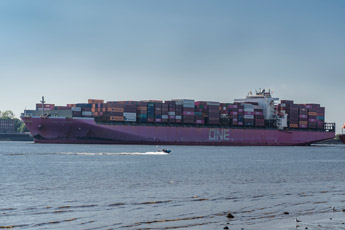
[124,117,136,120]
[82,111,92,116]
[254,105,262,110]
[176,115,182,119]
[244,108,254,112]
[207,101,219,106]
[181,99,194,103]
[182,104,194,108]
[243,104,254,108]
[168,112,175,115]
[123,112,136,117]
[173,99,194,105]
[244,115,254,119]
[162,115,169,119]
[72,107,82,112]
[125,117,136,122]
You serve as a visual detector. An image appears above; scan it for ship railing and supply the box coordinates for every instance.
[324,123,335,132]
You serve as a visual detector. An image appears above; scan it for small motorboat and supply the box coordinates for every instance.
[339,123,345,144]
[158,148,171,153]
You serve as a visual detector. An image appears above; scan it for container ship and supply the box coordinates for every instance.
[339,124,345,144]
[340,135,345,144]
[21,89,335,146]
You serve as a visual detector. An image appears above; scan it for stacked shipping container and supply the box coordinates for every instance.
[207,102,220,125]
[35,98,324,130]
[278,100,325,130]
[137,102,148,123]
[173,99,194,124]
[123,102,137,122]
[107,102,124,121]
[162,103,169,123]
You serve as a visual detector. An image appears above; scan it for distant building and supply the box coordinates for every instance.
[0,119,15,133]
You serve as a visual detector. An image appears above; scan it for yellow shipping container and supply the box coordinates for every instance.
[110,116,124,121]
[299,121,308,125]
[308,112,317,116]
[88,99,104,104]
[290,124,298,128]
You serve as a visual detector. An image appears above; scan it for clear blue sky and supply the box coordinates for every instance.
[1,1,345,133]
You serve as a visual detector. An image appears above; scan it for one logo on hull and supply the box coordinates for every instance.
[209,128,230,141]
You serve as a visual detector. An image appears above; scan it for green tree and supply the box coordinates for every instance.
[0,110,28,133]
[0,110,15,119]
[17,122,28,133]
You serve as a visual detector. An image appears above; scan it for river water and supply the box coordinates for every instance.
[1,142,345,229]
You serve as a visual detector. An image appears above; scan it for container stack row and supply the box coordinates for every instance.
[222,103,264,127]
[36,99,266,127]
[104,101,137,122]
[278,100,325,129]
[35,98,324,129]
[36,104,55,111]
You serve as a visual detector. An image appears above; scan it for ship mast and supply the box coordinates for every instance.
[40,96,45,116]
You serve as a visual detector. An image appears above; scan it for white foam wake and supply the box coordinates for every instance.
[60,151,168,156]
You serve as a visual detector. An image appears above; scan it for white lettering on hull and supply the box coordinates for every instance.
[209,128,230,141]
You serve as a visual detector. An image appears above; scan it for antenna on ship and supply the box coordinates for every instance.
[40,96,45,116]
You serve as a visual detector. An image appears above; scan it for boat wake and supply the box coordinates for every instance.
[60,151,168,156]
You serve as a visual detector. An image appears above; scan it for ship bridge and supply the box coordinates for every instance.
[234,89,278,121]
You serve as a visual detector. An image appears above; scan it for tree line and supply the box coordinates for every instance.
[0,110,28,133]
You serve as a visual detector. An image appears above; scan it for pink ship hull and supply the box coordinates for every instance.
[339,134,345,144]
[22,117,335,146]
